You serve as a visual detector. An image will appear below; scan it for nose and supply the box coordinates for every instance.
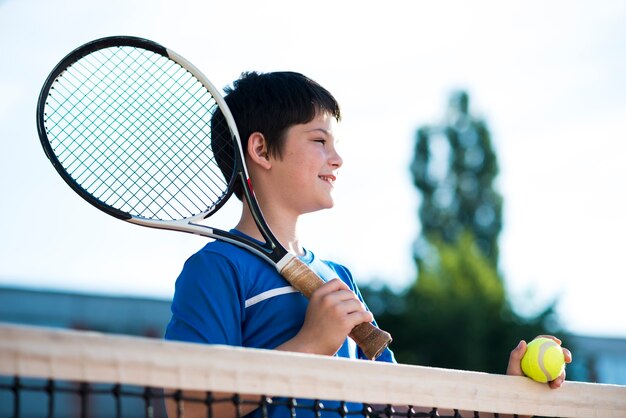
[329,145,343,169]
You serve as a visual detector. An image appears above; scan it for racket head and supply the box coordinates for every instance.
[37,36,242,223]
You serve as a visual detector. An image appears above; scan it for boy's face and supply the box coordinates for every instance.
[269,111,343,215]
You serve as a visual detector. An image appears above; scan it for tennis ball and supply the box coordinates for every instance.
[521,337,565,383]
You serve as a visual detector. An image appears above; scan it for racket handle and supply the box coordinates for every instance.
[280,257,392,360]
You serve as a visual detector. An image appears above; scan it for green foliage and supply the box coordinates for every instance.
[364,232,560,372]
[416,232,504,305]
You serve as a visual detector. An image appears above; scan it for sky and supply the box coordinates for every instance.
[1,0,625,339]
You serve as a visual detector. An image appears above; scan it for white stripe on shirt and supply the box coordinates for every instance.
[245,286,298,308]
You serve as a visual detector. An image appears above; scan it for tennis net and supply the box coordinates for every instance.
[1,323,624,418]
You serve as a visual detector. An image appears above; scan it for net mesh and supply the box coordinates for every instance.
[41,45,235,221]
[1,323,625,418]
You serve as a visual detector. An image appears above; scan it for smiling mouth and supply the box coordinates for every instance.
[319,175,336,185]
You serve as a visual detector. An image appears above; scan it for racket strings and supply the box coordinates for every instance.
[43,45,236,221]
[47,48,185,209]
[66,48,221,218]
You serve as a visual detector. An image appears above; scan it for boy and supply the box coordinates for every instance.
[164,71,570,418]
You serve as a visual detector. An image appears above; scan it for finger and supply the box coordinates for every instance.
[338,303,374,327]
[341,298,369,315]
[328,289,363,305]
[312,278,350,298]
[506,340,526,376]
[549,370,566,389]
[314,281,361,305]
[324,278,350,290]
[538,335,562,345]
[351,309,374,325]
[563,347,573,364]
[317,299,373,333]
[323,295,368,318]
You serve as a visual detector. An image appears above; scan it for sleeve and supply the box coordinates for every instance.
[165,249,245,346]
[326,261,397,364]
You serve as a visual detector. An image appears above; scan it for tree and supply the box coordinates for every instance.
[411,91,502,265]
[361,91,563,373]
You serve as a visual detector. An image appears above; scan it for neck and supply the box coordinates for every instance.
[235,201,304,256]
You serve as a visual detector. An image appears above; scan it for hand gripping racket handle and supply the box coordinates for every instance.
[280,257,392,360]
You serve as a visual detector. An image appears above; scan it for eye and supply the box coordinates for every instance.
[314,139,327,145]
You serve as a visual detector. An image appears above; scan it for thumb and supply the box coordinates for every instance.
[507,340,527,376]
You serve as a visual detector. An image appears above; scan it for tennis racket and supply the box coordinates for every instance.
[36,36,391,360]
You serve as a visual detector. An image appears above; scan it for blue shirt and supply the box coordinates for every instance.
[165,232,395,416]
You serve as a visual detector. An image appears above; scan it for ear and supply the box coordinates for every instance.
[247,132,272,169]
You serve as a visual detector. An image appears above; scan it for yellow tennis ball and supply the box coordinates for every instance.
[521,337,565,383]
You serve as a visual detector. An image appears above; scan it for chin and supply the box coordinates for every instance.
[321,196,335,209]
[303,200,335,214]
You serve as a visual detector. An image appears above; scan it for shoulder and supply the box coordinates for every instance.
[183,239,268,275]
[175,240,267,294]
[196,238,261,261]
[177,240,292,301]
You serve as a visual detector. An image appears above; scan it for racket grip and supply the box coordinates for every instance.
[280,257,392,360]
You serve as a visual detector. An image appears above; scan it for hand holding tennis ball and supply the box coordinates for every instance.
[521,337,566,383]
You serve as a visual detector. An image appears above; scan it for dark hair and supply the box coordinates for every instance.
[211,71,341,200]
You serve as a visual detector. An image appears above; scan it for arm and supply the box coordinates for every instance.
[276,278,373,355]
[166,278,374,418]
